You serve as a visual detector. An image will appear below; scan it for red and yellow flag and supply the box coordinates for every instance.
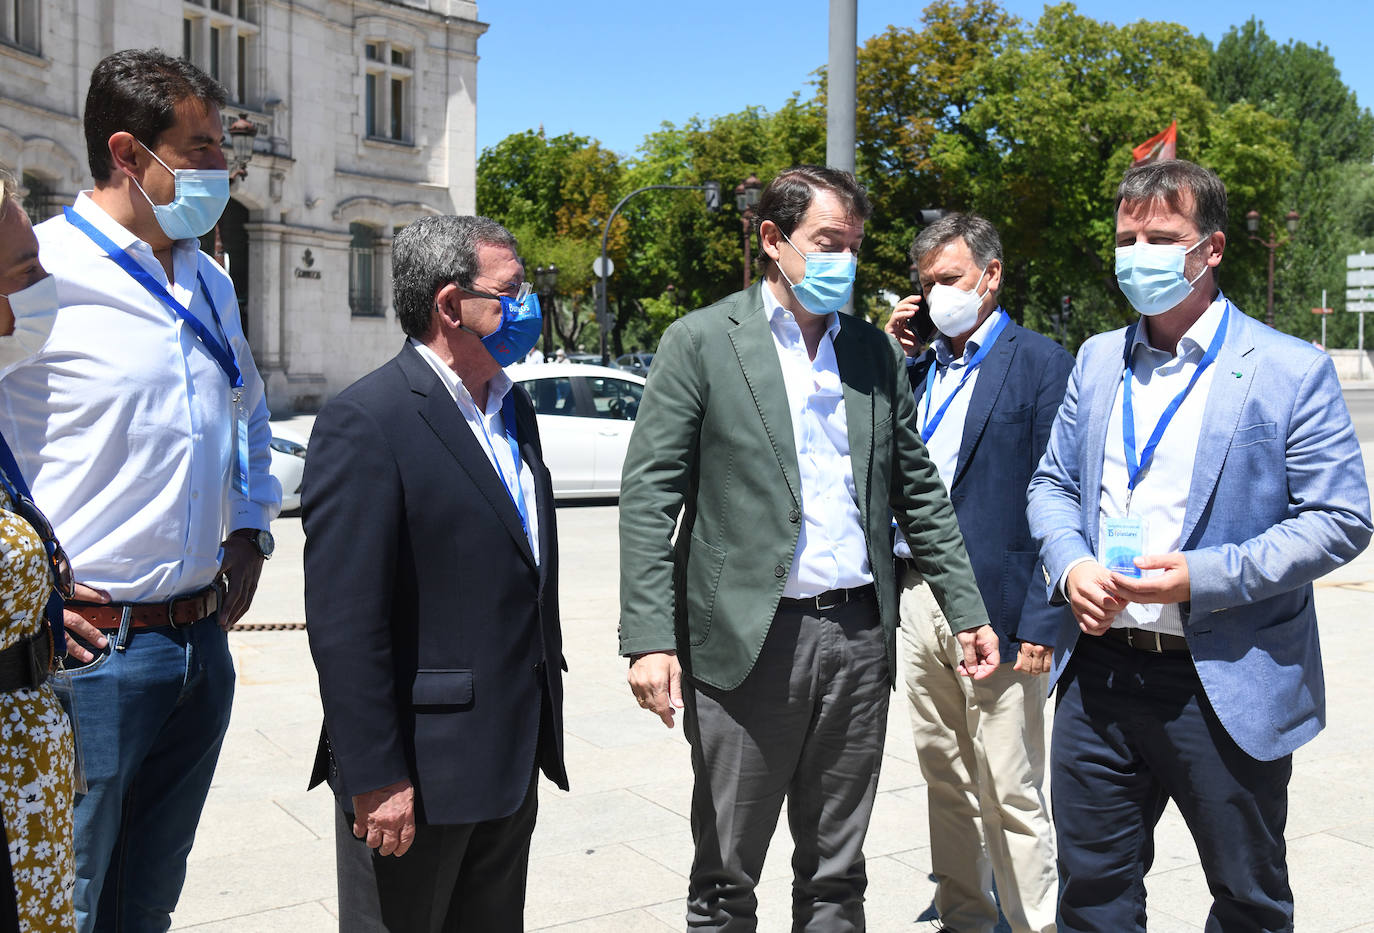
[1132,121,1177,166]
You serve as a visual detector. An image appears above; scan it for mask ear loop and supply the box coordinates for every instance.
[1183,237,1213,288]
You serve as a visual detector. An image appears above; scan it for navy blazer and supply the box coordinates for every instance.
[909,315,1074,650]
[303,343,568,825]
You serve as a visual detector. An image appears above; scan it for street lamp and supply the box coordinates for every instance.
[1246,208,1300,328]
[534,264,559,359]
[227,113,258,181]
[735,174,761,290]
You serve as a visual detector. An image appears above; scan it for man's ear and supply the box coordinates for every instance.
[984,258,1003,293]
[758,219,783,264]
[107,131,142,182]
[1205,230,1225,267]
[433,282,464,330]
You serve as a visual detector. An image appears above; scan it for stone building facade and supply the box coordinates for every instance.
[0,0,486,411]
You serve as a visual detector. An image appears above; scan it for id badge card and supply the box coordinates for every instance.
[1101,516,1147,578]
[231,392,250,497]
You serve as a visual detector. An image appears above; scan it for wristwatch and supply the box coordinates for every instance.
[232,527,275,560]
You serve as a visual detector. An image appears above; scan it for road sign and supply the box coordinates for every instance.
[1352,302,1374,313]
[1349,269,1374,288]
[1313,307,1333,314]
[592,256,614,278]
[1349,253,1374,269]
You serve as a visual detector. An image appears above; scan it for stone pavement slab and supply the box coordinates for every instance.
[170,446,1374,930]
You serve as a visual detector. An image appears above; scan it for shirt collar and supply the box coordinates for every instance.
[72,191,201,259]
[409,337,513,415]
[762,280,841,342]
[1131,292,1228,363]
[932,307,1006,368]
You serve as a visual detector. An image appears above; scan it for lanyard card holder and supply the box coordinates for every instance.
[231,390,250,497]
[1101,516,1148,579]
[49,663,89,796]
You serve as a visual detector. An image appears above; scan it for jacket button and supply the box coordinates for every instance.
[774,564,786,578]
[788,508,800,523]
[533,661,545,676]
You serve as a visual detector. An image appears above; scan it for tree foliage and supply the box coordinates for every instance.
[474,4,1374,354]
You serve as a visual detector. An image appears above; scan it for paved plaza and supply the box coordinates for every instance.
[168,419,1374,932]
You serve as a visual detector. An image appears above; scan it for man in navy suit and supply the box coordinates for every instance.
[303,215,567,932]
[1028,159,1372,931]
[886,213,1070,933]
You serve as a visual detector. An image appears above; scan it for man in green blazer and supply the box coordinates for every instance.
[619,165,998,931]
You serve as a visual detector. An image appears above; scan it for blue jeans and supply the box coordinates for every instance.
[66,615,235,933]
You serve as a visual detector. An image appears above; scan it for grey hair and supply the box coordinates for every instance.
[910,212,1003,273]
[1115,159,1228,238]
[0,168,17,222]
[392,215,519,339]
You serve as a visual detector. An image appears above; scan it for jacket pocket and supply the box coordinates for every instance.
[411,669,474,707]
[1231,421,1277,449]
[685,532,727,647]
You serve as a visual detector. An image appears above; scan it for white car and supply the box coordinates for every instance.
[505,362,646,499]
[269,427,308,513]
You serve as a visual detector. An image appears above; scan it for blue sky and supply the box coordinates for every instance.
[475,0,1373,160]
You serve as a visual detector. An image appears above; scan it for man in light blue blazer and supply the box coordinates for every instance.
[1027,159,1372,932]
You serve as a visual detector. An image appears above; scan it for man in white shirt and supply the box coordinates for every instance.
[0,50,280,931]
[1027,159,1371,930]
[619,166,997,931]
[886,214,1071,933]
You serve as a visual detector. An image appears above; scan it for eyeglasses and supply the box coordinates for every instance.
[7,493,75,601]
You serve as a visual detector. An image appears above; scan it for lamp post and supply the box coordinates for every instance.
[227,113,258,181]
[534,264,558,360]
[734,174,761,290]
[596,181,721,365]
[1245,208,1300,329]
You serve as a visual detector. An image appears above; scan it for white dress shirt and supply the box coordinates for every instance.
[0,193,279,602]
[762,284,870,598]
[1094,294,1228,636]
[411,340,541,563]
[893,309,1007,560]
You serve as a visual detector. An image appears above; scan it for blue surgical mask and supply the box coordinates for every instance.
[778,231,857,314]
[1115,238,1208,316]
[461,281,544,367]
[130,142,231,240]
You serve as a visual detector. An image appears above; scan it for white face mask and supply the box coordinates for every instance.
[926,266,989,337]
[0,273,58,372]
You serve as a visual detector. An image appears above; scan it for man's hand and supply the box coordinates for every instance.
[628,650,683,728]
[1065,560,1126,635]
[1112,552,1191,606]
[63,583,110,663]
[217,535,265,630]
[955,624,999,680]
[1013,641,1053,676]
[352,779,416,858]
[884,294,925,357]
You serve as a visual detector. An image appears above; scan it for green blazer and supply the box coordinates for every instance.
[618,284,989,691]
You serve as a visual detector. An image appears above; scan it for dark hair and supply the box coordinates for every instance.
[1115,159,1228,238]
[392,215,520,339]
[755,165,872,245]
[84,49,227,182]
[910,212,1003,273]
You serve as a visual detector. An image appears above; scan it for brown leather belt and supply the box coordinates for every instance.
[67,585,222,631]
[1104,626,1190,655]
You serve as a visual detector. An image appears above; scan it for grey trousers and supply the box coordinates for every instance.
[683,596,890,932]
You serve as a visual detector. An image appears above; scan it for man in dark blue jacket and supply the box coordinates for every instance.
[886,213,1072,933]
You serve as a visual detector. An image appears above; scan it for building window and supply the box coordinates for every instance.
[20,173,58,223]
[349,223,384,317]
[182,1,258,105]
[362,40,412,144]
[0,0,40,53]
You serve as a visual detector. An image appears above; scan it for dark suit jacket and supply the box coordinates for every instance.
[908,316,1073,650]
[303,343,567,826]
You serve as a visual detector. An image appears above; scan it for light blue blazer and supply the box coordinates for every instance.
[1027,301,1372,761]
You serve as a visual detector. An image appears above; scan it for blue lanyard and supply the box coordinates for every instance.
[921,311,1008,443]
[474,391,531,541]
[63,207,243,395]
[1122,303,1230,501]
[0,432,67,655]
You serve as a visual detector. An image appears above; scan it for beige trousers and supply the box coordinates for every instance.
[899,570,1057,933]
